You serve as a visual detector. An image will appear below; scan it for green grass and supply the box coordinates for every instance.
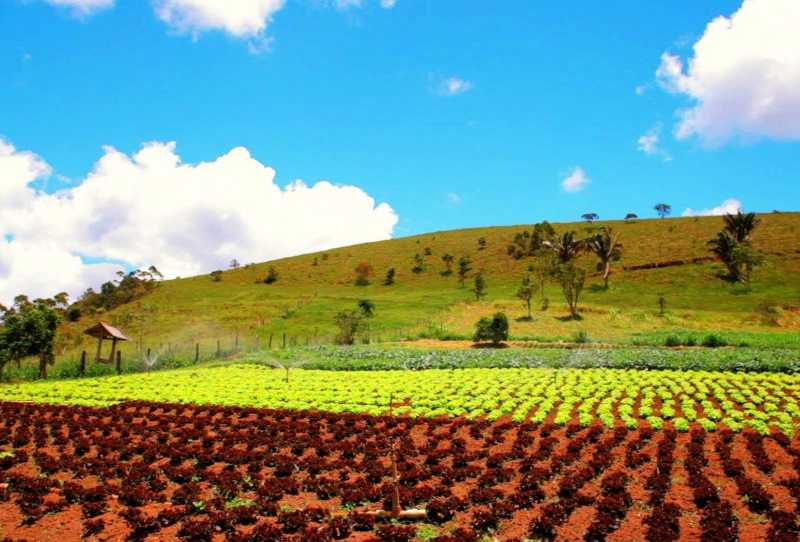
[1,363,798,434]
[45,212,800,369]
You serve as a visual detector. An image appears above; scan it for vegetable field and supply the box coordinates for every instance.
[1,401,799,541]
[2,364,799,435]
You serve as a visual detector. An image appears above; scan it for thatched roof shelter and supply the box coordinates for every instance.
[84,322,129,363]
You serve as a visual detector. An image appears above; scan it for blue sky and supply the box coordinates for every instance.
[0,0,798,301]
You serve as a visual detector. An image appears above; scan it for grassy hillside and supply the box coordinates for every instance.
[54,212,800,361]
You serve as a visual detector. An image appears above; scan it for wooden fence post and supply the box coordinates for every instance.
[79,351,86,377]
[195,343,200,362]
[216,340,221,358]
[115,350,122,375]
[268,334,273,349]
[282,333,286,349]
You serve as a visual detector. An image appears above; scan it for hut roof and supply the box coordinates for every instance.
[84,321,130,341]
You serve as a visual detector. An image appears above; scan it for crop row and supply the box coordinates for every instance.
[1,401,799,541]
[2,364,799,434]
[269,345,800,373]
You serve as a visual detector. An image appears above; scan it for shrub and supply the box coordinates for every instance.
[574,330,590,344]
[264,267,279,284]
[665,335,681,347]
[702,334,728,348]
[354,262,373,286]
[210,270,222,282]
[473,313,509,346]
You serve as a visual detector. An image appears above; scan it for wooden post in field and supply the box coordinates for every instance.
[115,350,122,375]
[282,333,286,349]
[146,347,151,358]
[195,343,199,362]
[235,330,239,351]
[79,351,86,376]
[268,334,273,350]
[216,339,221,358]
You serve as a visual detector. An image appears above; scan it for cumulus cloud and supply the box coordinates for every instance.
[683,198,743,217]
[561,167,590,193]
[153,0,286,39]
[44,0,114,16]
[637,124,671,160]
[437,77,473,97]
[656,0,800,144]
[0,138,397,305]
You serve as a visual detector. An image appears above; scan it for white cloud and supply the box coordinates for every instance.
[561,167,590,193]
[153,0,286,39]
[0,138,398,305]
[437,77,473,97]
[637,124,671,160]
[380,0,397,8]
[44,0,114,16]
[446,192,461,205]
[683,198,743,217]
[656,0,800,144]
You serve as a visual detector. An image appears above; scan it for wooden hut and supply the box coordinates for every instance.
[84,322,130,363]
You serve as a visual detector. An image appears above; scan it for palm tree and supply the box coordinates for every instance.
[587,227,623,288]
[723,211,760,243]
[708,231,739,280]
[543,231,586,264]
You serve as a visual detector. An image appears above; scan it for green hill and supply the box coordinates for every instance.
[56,212,800,360]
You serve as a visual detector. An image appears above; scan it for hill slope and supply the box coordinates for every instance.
[58,212,800,358]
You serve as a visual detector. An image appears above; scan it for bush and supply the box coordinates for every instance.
[473,313,509,346]
[685,336,697,347]
[702,334,728,348]
[665,335,681,347]
[210,270,222,282]
[264,267,279,284]
[65,306,82,322]
[574,330,590,344]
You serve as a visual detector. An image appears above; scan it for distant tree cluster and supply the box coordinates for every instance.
[75,267,163,316]
[0,296,61,379]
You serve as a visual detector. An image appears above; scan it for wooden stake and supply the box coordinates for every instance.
[79,351,86,377]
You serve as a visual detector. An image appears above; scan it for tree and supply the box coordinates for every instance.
[358,299,375,317]
[477,237,487,250]
[587,227,623,288]
[543,231,586,264]
[411,253,425,274]
[264,267,279,284]
[624,213,638,222]
[383,267,396,286]
[457,256,472,287]
[581,213,599,223]
[441,254,454,276]
[0,299,60,379]
[507,221,556,260]
[708,211,762,283]
[556,264,586,319]
[354,262,373,286]
[210,270,223,282]
[230,259,240,269]
[516,274,535,321]
[424,247,433,256]
[723,211,760,243]
[472,273,486,301]
[473,313,509,346]
[654,203,671,218]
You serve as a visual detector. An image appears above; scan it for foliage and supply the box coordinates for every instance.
[210,270,223,282]
[556,264,586,319]
[457,256,472,287]
[582,213,599,222]
[587,227,622,288]
[264,267,279,284]
[76,267,162,313]
[412,253,425,274]
[441,254,454,276]
[624,213,638,221]
[654,203,671,218]
[516,274,535,321]
[477,237,487,250]
[471,273,486,301]
[0,298,60,379]
[473,313,509,345]
[543,231,586,264]
[383,267,396,286]
[507,221,555,260]
[708,211,762,283]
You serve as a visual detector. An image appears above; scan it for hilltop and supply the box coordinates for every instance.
[56,212,800,359]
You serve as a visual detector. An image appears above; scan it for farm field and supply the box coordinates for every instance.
[1,396,800,541]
